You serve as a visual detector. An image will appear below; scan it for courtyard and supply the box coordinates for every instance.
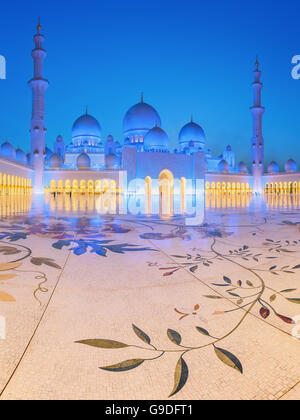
[0,191,299,400]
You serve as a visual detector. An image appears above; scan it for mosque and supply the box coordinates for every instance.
[0,21,299,200]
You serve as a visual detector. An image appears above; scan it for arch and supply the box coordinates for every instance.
[80,179,87,193]
[57,180,64,194]
[205,181,210,191]
[95,180,101,193]
[50,180,56,193]
[72,179,79,193]
[159,170,174,216]
[159,170,174,196]
[65,179,71,193]
[102,179,109,193]
[88,180,94,194]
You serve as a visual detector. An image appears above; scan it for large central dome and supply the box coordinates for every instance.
[123,99,161,139]
[72,113,102,139]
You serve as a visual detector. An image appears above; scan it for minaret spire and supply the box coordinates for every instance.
[250,56,265,193]
[28,19,49,193]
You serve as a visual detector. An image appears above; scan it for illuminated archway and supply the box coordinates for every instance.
[50,180,56,193]
[159,170,174,217]
[65,179,71,194]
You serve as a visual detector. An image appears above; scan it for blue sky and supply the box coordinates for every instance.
[0,0,299,169]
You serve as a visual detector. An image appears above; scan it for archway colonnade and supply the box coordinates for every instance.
[47,179,118,194]
[265,181,300,194]
[205,181,252,193]
[0,172,32,193]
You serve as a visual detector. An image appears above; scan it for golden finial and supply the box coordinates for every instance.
[191,114,193,123]
[255,55,259,70]
[37,17,42,33]
[86,106,88,115]
[141,92,144,103]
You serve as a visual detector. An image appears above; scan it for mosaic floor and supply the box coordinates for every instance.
[0,192,299,400]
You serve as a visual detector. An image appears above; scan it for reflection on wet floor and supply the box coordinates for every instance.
[1,190,300,219]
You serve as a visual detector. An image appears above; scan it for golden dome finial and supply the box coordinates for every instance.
[255,55,259,69]
[141,92,144,103]
[37,17,42,33]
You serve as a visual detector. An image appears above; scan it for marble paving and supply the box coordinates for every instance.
[0,193,299,400]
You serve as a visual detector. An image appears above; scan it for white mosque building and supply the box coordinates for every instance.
[0,22,299,199]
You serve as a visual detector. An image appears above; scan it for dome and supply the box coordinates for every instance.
[16,148,27,165]
[106,134,114,142]
[226,145,232,152]
[268,161,280,173]
[179,121,205,149]
[77,152,91,169]
[123,100,161,138]
[285,158,298,173]
[1,141,16,160]
[143,126,169,152]
[106,153,119,169]
[237,161,247,173]
[49,153,62,168]
[218,159,229,173]
[72,113,101,139]
[56,135,63,143]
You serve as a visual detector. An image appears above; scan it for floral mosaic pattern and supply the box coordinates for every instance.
[1,210,300,398]
[76,214,300,398]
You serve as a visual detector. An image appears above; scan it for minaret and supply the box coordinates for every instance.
[28,18,49,193]
[250,57,264,193]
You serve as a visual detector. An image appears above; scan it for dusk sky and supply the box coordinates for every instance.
[0,0,299,169]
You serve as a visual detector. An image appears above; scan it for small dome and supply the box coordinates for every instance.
[144,126,169,152]
[16,148,27,165]
[226,145,232,152]
[1,141,16,160]
[56,135,63,143]
[106,153,119,169]
[72,113,101,139]
[49,153,62,168]
[123,100,161,138]
[107,134,114,142]
[268,161,280,173]
[218,159,229,173]
[285,158,298,173]
[77,152,91,169]
[179,121,206,148]
[237,161,247,173]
